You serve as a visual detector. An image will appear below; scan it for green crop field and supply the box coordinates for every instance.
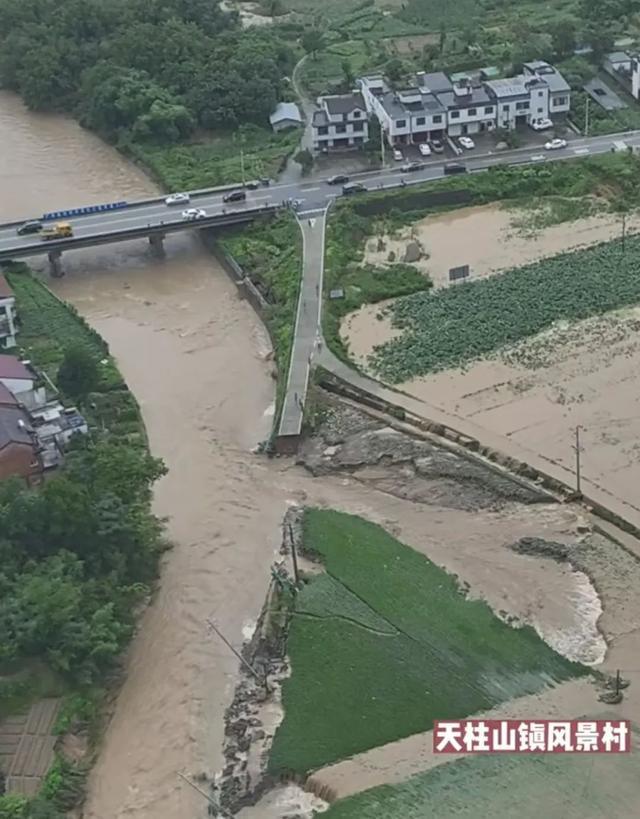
[370,232,640,383]
[268,510,586,775]
[321,745,640,819]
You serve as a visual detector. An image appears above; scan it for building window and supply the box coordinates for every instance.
[468,107,477,115]
[502,104,509,112]
[318,126,328,135]
[416,116,426,125]
[396,119,406,128]
[554,96,568,106]
[433,114,442,123]
[515,101,529,110]
[353,121,364,131]
[450,110,460,119]
[335,124,346,134]
[537,107,543,113]
[538,90,544,96]
[353,110,361,118]
[484,106,494,114]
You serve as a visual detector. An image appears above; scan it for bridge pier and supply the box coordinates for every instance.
[148,233,166,258]
[47,250,64,278]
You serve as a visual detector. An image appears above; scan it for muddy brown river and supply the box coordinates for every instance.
[0,91,610,819]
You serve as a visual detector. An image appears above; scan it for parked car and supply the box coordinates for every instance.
[392,148,403,161]
[342,182,367,195]
[444,162,467,175]
[16,220,43,236]
[430,139,444,153]
[182,208,207,220]
[459,136,475,150]
[327,174,349,185]
[400,161,424,173]
[544,138,567,151]
[222,190,247,203]
[530,117,553,131]
[244,180,260,190]
[260,178,272,186]
[418,143,432,157]
[165,192,190,205]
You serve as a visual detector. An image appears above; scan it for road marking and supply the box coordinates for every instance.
[574,147,590,155]
[531,154,545,161]
[301,186,320,191]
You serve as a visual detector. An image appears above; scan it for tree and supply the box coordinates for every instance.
[56,346,99,400]
[364,113,382,165]
[341,57,355,90]
[385,57,405,84]
[294,148,313,175]
[551,19,576,59]
[301,29,324,59]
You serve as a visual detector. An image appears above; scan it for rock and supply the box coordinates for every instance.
[253,729,266,740]
[377,237,386,252]
[510,537,571,562]
[403,240,422,263]
[387,250,396,262]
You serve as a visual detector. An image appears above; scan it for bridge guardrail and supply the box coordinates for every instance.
[42,202,128,220]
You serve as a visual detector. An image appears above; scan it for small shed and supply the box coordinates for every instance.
[269,102,303,132]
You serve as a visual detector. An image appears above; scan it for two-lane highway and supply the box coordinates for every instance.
[2,128,640,261]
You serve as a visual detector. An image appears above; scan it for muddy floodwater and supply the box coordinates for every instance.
[0,90,625,819]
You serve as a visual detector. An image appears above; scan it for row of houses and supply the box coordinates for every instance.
[312,60,571,152]
[0,273,88,484]
[603,50,640,100]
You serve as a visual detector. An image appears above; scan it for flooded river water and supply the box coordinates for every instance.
[0,91,613,819]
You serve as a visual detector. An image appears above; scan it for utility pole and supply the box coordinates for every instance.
[206,618,267,689]
[287,523,300,586]
[240,147,246,186]
[380,124,386,168]
[622,211,627,251]
[584,95,590,137]
[572,425,584,496]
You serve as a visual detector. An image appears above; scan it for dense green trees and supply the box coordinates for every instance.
[0,438,166,684]
[0,0,295,143]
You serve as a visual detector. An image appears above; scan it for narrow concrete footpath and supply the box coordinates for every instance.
[278,209,327,438]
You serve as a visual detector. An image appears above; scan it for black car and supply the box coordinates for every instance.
[443,162,467,175]
[327,174,349,185]
[400,161,424,173]
[244,180,260,190]
[342,183,367,195]
[16,220,43,236]
[223,190,247,203]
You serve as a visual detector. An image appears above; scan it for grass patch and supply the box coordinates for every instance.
[0,662,67,721]
[321,748,640,819]
[505,195,604,236]
[129,126,299,191]
[4,265,145,443]
[268,509,586,775]
[218,213,302,431]
[323,205,432,364]
[371,230,640,382]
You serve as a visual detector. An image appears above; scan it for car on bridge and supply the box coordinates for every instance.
[544,138,567,150]
[165,192,190,205]
[16,220,43,236]
[182,208,207,220]
[222,190,247,203]
[40,222,73,240]
[327,174,349,185]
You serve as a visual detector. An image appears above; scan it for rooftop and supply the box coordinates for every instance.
[607,51,632,64]
[485,76,530,99]
[0,382,17,406]
[0,356,33,381]
[323,93,366,115]
[269,102,302,125]
[436,84,493,109]
[414,71,453,94]
[0,405,34,451]
[523,61,570,94]
[312,109,329,128]
[0,273,13,300]
[378,90,445,120]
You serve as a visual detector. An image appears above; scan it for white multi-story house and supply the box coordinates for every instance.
[631,55,640,99]
[311,93,368,151]
[522,60,571,118]
[0,274,17,350]
[484,75,550,129]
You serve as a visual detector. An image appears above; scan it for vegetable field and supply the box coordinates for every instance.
[268,510,586,776]
[370,233,640,382]
[321,745,640,819]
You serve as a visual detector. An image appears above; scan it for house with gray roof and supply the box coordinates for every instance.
[269,102,302,132]
[311,92,368,152]
[522,61,571,117]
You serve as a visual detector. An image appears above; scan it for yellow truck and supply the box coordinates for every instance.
[40,222,73,240]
